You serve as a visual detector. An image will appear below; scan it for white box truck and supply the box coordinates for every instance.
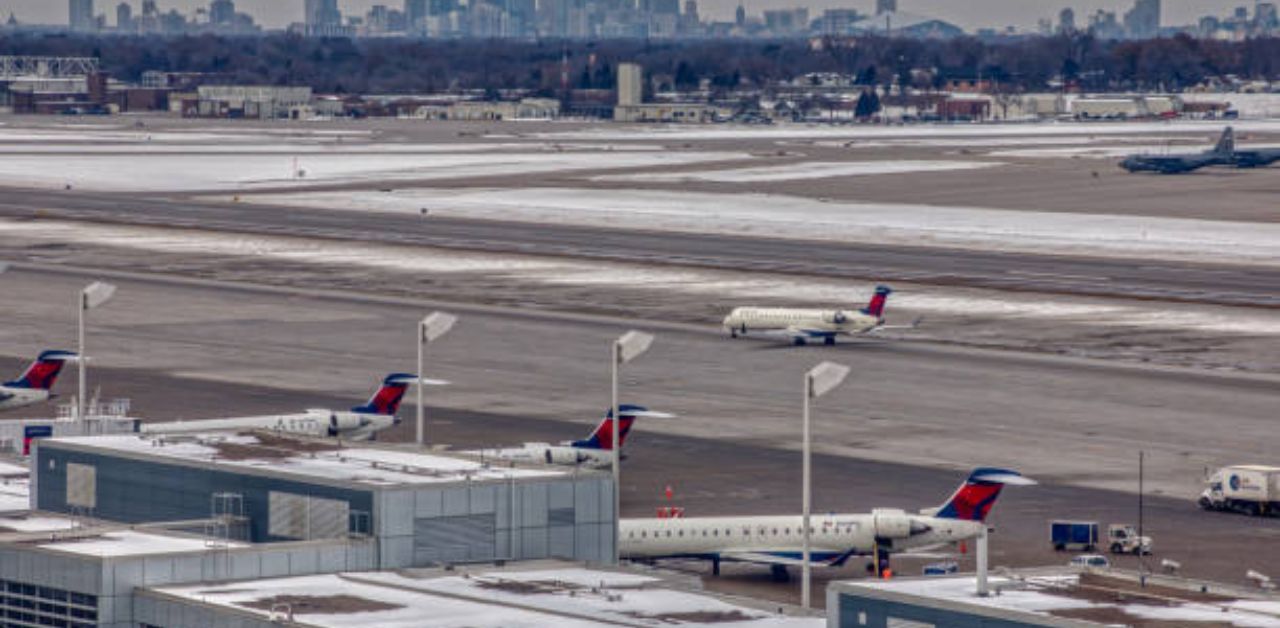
[1199,465,1280,516]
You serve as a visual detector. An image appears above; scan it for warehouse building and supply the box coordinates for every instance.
[32,433,615,569]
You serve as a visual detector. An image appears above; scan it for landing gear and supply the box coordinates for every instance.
[823,336,836,346]
[770,564,791,582]
[712,557,721,576]
[793,337,807,346]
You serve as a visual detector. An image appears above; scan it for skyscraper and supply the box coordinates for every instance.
[304,0,342,34]
[69,0,95,31]
[1122,0,1160,38]
[116,1,132,31]
[1058,7,1075,32]
[404,0,428,30]
[209,0,235,25]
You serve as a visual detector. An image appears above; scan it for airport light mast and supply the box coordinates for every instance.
[802,361,851,609]
[77,281,117,425]
[417,312,457,446]
[612,330,654,564]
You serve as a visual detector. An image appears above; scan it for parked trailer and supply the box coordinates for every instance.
[1051,520,1099,551]
[1200,465,1280,516]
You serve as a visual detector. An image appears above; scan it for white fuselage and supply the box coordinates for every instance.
[464,443,614,468]
[723,308,880,338]
[0,387,50,411]
[142,409,394,441]
[621,511,981,562]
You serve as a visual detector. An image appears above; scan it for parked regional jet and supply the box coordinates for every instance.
[142,373,444,441]
[1120,127,1235,174]
[621,467,1034,580]
[463,404,673,468]
[722,285,916,346]
[0,350,77,412]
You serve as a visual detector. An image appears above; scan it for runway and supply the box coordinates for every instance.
[2,188,1279,308]
[2,264,1274,501]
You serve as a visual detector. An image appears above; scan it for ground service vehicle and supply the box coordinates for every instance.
[1199,465,1280,516]
[1051,520,1099,552]
[1071,554,1111,569]
[1106,524,1152,555]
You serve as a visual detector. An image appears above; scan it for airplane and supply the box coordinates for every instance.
[1230,139,1280,168]
[0,350,77,412]
[620,467,1034,581]
[141,373,444,441]
[462,404,673,468]
[1119,127,1235,174]
[722,285,917,346]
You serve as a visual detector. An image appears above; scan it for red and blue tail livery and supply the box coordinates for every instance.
[350,373,417,416]
[932,467,1034,522]
[859,285,893,319]
[572,405,672,451]
[5,350,76,390]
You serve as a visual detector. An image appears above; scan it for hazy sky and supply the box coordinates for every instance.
[0,0,1251,31]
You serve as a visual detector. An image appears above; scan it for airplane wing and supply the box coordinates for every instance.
[865,316,924,334]
[721,548,860,568]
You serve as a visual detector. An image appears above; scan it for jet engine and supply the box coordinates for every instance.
[326,411,370,436]
[825,311,850,325]
[541,446,592,466]
[872,508,931,539]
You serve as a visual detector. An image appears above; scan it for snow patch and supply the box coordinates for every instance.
[595,160,1000,182]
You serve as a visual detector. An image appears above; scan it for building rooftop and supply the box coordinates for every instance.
[45,432,571,488]
[148,563,821,628]
[835,568,1280,627]
[0,513,248,557]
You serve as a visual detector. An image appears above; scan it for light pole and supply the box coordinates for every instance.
[417,312,457,447]
[78,282,117,423]
[612,330,654,564]
[802,361,851,609]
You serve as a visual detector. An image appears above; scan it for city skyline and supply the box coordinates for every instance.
[0,0,1260,31]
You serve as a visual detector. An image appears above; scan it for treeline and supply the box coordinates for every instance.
[1,32,1276,94]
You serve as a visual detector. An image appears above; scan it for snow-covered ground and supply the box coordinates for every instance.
[5,218,1280,338]
[991,143,1280,159]
[0,151,748,192]
[236,187,1280,267]
[805,135,1209,149]
[533,119,1280,141]
[594,160,999,182]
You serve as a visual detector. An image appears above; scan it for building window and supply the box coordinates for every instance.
[0,578,97,628]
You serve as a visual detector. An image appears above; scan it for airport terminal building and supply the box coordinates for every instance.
[30,433,615,568]
[0,431,620,626]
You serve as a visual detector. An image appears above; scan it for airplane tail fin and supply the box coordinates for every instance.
[4,350,76,390]
[926,468,1035,522]
[572,405,671,450]
[1213,126,1235,156]
[859,285,893,318]
[350,373,416,415]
